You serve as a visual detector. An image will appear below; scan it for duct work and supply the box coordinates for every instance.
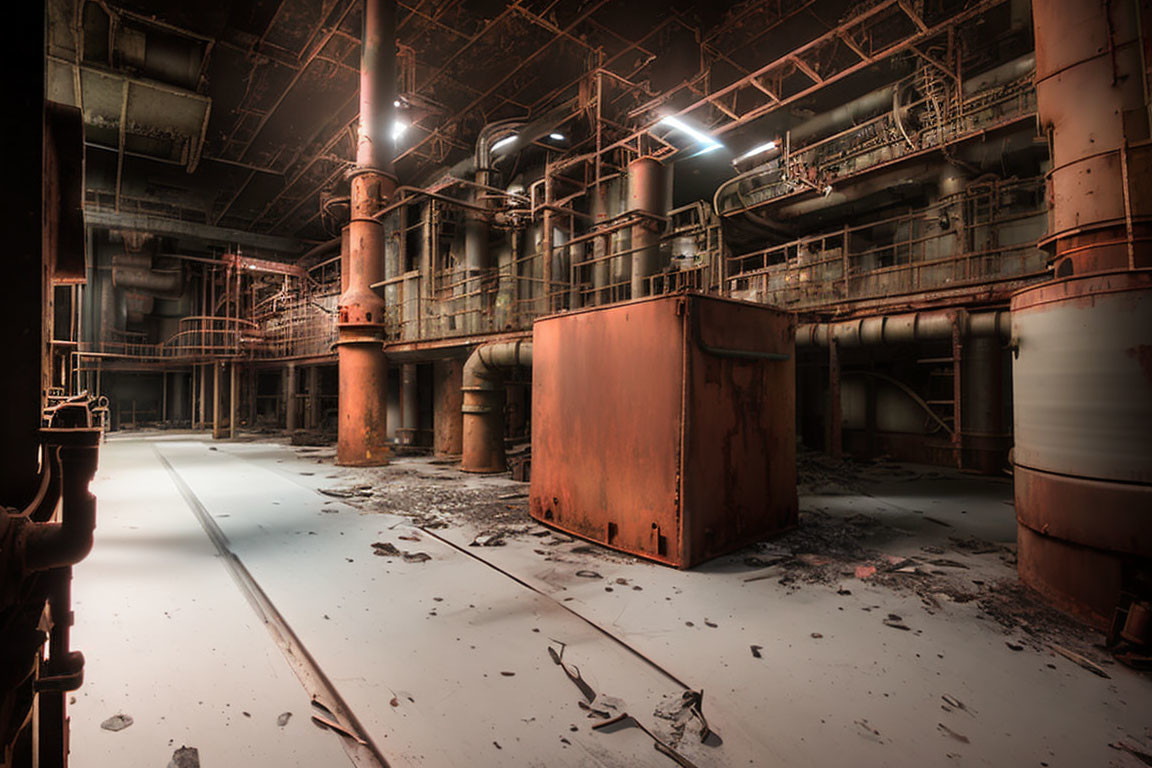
[1010,0,1152,628]
[461,341,532,474]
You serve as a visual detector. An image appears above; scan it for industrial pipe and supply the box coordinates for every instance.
[461,341,532,473]
[1034,0,1150,274]
[19,429,101,572]
[627,157,667,299]
[336,0,397,467]
[797,309,1009,347]
[112,266,183,297]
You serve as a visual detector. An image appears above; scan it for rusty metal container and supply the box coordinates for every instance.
[529,293,797,567]
[1011,270,1152,628]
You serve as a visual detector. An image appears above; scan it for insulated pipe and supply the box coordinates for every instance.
[112,266,183,297]
[797,310,1009,347]
[788,83,900,146]
[627,157,667,299]
[337,0,397,467]
[461,341,532,473]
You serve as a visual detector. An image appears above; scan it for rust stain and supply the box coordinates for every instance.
[1126,344,1152,385]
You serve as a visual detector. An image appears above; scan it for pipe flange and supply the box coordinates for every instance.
[344,166,400,186]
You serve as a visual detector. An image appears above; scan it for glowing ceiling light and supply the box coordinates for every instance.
[659,115,723,151]
[392,121,407,140]
[491,134,518,152]
[735,140,778,163]
[549,132,566,141]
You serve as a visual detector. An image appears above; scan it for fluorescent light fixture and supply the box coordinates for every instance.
[491,134,518,152]
[549,132,566,141]
[659,115,723,151]
[735,140,778,163]
[391,121,407,140]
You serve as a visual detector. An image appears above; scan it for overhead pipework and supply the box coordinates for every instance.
[336,0,398,467]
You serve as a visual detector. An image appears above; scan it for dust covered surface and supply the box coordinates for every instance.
[313,447,1106,660]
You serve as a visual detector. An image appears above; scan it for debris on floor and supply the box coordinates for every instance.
[99,714,133,732]
[277,711,293,727]
[167,746,200,768]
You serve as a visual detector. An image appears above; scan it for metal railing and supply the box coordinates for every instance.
[724,178,1048,310]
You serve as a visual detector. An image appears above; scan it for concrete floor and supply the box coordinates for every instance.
[69,433,1152,767]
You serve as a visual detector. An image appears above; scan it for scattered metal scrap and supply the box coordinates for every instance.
[547,641,705,767]
[371,541,431,562]
[1049,644,1111,679]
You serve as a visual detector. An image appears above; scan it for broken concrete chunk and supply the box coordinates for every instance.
[371,542,402,557]
[402,552,431,563]
[167,746,200,768]
[470,532,506,547]
[99,714,133,732]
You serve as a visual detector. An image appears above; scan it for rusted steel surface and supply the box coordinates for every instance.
[337,338,389,467]
[1011,271,1152,628]
[461,342,532,473]
[336,0,398,467]
[1017,523,1124,631]
[1034,0,1151,274]
[530,293,796,567]
[433,357,464,456]
[1015,466,1152,558]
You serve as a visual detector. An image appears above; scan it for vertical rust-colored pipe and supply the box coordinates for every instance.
[1034,0,1150,275]
[433,357,464,456]
[336,0,398,466]
[627,156,667,299]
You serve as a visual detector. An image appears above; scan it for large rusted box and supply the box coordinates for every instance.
[529,293,797,567]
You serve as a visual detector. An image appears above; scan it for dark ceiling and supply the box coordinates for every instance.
[45,0,1014,249]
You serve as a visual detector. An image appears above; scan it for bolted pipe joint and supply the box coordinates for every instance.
[461,341,532,473]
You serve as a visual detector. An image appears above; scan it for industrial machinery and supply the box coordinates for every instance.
[530,293,797,567]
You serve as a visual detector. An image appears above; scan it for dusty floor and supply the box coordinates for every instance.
[69,433,1152,767]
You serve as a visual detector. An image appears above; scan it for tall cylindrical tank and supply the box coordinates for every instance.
[1012,272,1152,626]
[627,157,667,299]
[1013,0,1152,628]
